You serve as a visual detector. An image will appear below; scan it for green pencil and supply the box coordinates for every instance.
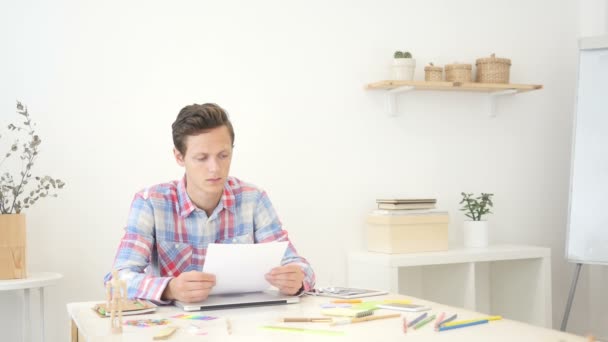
[413,314,436,330]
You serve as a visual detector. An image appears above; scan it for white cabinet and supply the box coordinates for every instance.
[0,272,63,342]
[347,245,551,328]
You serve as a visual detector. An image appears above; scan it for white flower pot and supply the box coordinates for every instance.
[391,58,416,80]
[463,220,489,248]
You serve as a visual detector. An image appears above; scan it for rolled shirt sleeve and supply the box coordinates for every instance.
[103,192,173,303]
[253,191,316,291]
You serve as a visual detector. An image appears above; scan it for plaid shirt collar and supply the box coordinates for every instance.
[177,175,236,217]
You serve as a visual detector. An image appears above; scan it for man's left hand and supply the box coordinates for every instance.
[265,263,305,295]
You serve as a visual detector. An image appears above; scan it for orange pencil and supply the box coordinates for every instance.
[331,313,401,326]
[331,299,362,304]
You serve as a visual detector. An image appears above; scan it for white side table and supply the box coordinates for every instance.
[0,272,62,342]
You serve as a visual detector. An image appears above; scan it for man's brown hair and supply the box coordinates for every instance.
[172,103,235,155]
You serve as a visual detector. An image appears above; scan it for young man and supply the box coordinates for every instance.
[105,103,315,303]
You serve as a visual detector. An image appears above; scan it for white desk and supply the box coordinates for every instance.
[348,245,552,328]
[0,272,63,342]
[67,293,584,342]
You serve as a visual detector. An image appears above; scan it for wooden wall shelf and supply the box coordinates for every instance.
[366,80,542,92]
[366,80,543,116]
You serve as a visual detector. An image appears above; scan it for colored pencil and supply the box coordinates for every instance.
[435,312,446,330]
[413,314,436,330]
[352,313,401,323]
[330,313,401,326]
[282,317,333,323]
[438,319,489,332]
[331,299,362,304]
[438,313,457,327]
[442,315,502,327]
[407,312,428,327]
[226,318,232,335]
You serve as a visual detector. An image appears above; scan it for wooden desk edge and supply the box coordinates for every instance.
[71,318,86,342]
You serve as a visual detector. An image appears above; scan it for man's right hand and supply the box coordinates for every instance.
[162,271,216,303]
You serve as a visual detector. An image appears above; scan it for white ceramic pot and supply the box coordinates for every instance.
[392,58,416,80]
[463,220,488,248]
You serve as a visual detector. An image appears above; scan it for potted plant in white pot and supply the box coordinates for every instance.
[459,192,494,248]
[0,101,65,279]
[392,51,416,80]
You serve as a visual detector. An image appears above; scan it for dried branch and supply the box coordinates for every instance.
[0,101,65,214]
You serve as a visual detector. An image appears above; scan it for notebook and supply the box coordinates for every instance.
[93,299,157,317]
[174,291,300,312]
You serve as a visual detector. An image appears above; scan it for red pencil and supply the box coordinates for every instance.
[435,312,446,330]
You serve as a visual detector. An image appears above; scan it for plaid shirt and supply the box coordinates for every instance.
[104,176,315,302]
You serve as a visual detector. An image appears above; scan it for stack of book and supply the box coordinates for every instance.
[367,198,449,254]
[375,198,437,211]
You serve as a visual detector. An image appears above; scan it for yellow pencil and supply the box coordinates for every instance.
[441,316,502,327]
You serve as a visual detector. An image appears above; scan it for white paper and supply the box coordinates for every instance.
[203,241,288,295]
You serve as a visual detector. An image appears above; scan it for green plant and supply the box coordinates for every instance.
[394,51,412,58]
[0,101,65,214]
[459,192,494,221]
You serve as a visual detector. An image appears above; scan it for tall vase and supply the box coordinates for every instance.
[0,214,27,279]
[463,220,489,248]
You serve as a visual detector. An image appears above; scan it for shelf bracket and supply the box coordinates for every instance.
[488,89,518,117]
[385,86,414,116]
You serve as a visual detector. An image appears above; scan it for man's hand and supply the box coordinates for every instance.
[162,271,216,303]
[265,263,305,295]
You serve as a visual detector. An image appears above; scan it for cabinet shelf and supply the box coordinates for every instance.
[347,245,552,328]
[366,80,543,116]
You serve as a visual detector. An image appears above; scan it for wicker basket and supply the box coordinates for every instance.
[445,63,472,82]
[424,65,443,81]
[476,53,511,83]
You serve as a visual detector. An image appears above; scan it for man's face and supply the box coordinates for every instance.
[174,125,233,197]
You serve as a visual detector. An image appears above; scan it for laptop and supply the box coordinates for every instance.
[174,290,300,311]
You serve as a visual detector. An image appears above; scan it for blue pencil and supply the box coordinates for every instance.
[407,312,428,327]
[438,319,489,331]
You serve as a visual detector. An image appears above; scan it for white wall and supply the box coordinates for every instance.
[580,0,608,37]
[0,0,593,340]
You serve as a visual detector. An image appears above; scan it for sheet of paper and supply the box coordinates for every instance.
[203,241,288,294]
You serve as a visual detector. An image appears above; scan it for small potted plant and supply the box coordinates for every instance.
[392,51,416,81]
[459,192,494,248]
[0,102,65,279]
